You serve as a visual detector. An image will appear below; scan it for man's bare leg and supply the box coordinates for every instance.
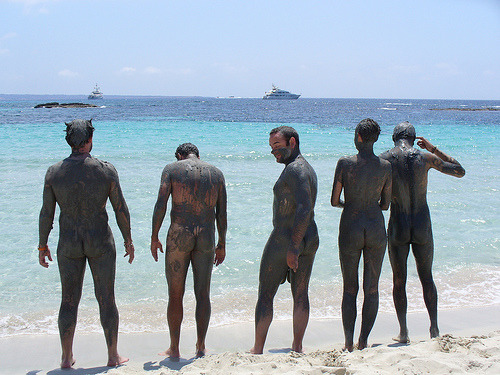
[358,244,385,350]
[58,255,86,368]
[88,251,129,366]
[251,239,286,354]
[191,240,215,358]
[339,248,362,352]
[290,252,315,353]
[389,242,411,343]
[162,232,192,359]
[413,242,439,338]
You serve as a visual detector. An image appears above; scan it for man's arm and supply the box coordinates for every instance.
[108,166,135,264]
[331,159,344,208]
[214,174,227,266]
[151,167,171,262]
[379,162,392,211]
[38,171,56,268]
[288,166,314,271]
[416,137,465,177]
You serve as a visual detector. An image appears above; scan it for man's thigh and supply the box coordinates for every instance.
[57,253,86,299]
[87,250,117,296]
[165,225,196,291]
[259,232,289,294]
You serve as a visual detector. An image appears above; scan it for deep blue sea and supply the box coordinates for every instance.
[0,95,498,336]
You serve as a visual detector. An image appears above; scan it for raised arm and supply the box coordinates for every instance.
[416,137,465,177]
[331,159,345,208]
[150,167,171,262]
[214,174,227,266]
[38,171,56,268]
[108,166,134,263]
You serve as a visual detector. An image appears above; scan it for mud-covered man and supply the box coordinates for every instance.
[331,118,392,351]
[251,126,319,354]
[151,143,227,359]
[38,119,134,369]
[380,122,465,343]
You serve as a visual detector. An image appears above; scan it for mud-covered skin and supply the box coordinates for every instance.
[252,130,319,354]
[331,124,392,351]
[38,136,134,368]
[151,153,227,359]
[380,124,465,343]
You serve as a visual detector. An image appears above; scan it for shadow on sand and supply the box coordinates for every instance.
[144,357,195,372]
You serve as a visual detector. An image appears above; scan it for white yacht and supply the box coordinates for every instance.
[263,85,300,100]
[88,84,103,99]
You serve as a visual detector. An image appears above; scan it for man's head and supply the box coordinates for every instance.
[65,119,94,151]
[269,126,300,164]
[355,118,381,144]
[175,143,200,160]
[392,121,416,144]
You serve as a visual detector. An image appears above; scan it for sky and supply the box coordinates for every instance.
[0,0,499,99]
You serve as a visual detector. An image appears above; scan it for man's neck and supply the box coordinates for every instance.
[357,143,375,158]
[70,150,91,159]
[284,148,301,165]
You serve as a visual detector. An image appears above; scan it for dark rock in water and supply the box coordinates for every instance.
[34,102,98,108]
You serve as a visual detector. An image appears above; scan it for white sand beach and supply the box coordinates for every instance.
[1,304,498,374]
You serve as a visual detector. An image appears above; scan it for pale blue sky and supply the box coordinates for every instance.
[1,0,499,99]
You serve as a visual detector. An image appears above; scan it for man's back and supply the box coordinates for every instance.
[381,145,430,216]
[337,154,391,212]
[164,158,225,227]
[48,156,114,220]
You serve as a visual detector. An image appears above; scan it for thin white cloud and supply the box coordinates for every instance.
[7,0,60,14]
[118,67,136,75]
[1,32,17,41]
[58,69,78,77]
[0,48,9,55]
[144,66,162,75]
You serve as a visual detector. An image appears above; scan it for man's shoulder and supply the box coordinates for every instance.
[285,156,316,179]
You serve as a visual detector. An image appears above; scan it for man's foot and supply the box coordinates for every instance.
[357,340,368,350]
[291,342,303,353]
[60,357,75,369]
[195,349,207,358]
[107,355,129,367]
[159,347,180,360]
[342,344,354,352]
[430,326,439,339]
[249,346,263,354]
[393,330,410,343]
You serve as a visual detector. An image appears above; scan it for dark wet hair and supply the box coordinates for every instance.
[65,119,94,148]
[355,118,380,143]
[269,126,300,147]
[393,121,416,143]
[175,143,199,159]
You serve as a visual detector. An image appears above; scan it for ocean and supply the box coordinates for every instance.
[0,96,498,337]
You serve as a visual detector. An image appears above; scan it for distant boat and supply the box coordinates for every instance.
[88,84,103,99]
[263,85,300,100]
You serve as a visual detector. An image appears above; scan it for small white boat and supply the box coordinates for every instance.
[263,85,300,100]
[88,84,103,99]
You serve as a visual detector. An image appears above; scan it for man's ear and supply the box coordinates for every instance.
[357,133,363,143]
[290,136,297,148]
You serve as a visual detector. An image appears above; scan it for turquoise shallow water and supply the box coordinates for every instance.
[0,97,498,336]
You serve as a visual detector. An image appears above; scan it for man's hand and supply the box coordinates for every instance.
[124,241,135,264]
[416,136,435,153]
[38,247,53,268]
[287,250,299,272]
[151,238,163,262]
[214,243,226,266]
